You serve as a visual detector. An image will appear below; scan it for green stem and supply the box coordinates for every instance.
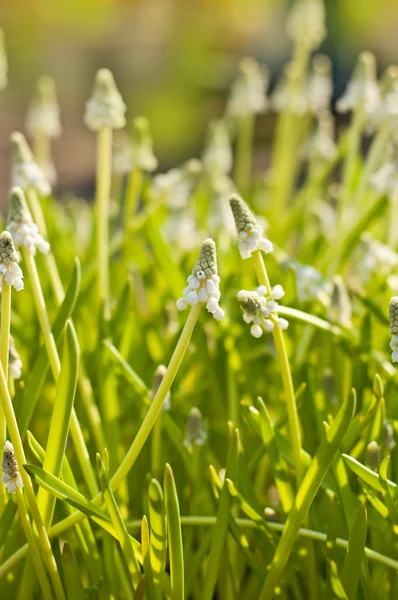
[23,249,98,497]
[234,115,254,196]
[0,283,11,510]
[0,362,66,600]
[124,167,143,258]
[15,487,53,600]
[252,250,303,486]
[96,126,113,321]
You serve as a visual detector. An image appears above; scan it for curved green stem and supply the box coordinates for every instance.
[96,126,113,320]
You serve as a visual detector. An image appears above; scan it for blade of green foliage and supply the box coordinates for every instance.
[62,542,86,600]
[341,503,368,600]
[148,479,167,592]
[379,456,398,525]
[342,454,398,498]
[16,257,81,435]
[103,339,147,395]
[141,515,159,600]
[259,389,356,599]
[202,428,239,600]
[329,561,349,600]
[164,464,184,600]
[37,321,79,528]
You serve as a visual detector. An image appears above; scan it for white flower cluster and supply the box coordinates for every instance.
[184,407,207,449]
[305,113,337,165]
[130,116,157,172]
[176,238,224,321]
[152,159,202,209]
[84,68,126,131]
[227,57,269,118]
[230,195,272,259]
[9,335,22,380]
[356,234,398,285]
[294,263,332,304]
[0,232,24,292]
[370,161,398,196]
[286,0,326,50]
[112,130,133,175]
[390,297,398,362]
[2,441,23,494]
[0,28,7,90]
[7,187,50,256]
[336,52,379,116]
[237,287,288,338]
[307,55,333,115]
[150,365,171,411]
[11,132,51,196]
[26,76,62,139]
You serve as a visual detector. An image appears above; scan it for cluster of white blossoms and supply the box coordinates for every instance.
[11,132,51,196]
[0,231,24,292]
[286,0,326,51]
[176,238,224,321]
[305,112,337,166]
[389,297,398,363]
[237,287,288,338]
[0,28,7,90]
[293,263,332,304]
[150,365,171,411]
[227,57,269,118]
[130,116,158,172]
[26,75,62,140]
[112,130,133,175]
[184,407,207,450]
[7,187,50,256]
[2,441,23,494]
[336,52,379,116]
[84,68,126,131]
[229,195,272,259]
[9,335,22,380]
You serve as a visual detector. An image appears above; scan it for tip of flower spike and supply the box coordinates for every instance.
[355,52,377,82]
[131,116,157,171]
[390,296,398,334]
[26,75,61,139]
[229,195,257,233]
[0,231,18,265]
[193,238,218,278]
[85,68,126,131]
[10,132,33,166]
[4,440,13,453]
[8,187,31,224]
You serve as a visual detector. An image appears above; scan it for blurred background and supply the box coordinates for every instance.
[0,0,398,199]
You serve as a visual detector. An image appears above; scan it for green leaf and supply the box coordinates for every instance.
[62,542,86,600]
[141,516,159,600]
[329,561,349,600]
[103,339,147,395]
[148,479,167,591]
[341,503,367,600]
[164,464,184,600]
[342,454,398,499]
[16,258,81,436]
[259,389,356,599]
[379,456,398,526]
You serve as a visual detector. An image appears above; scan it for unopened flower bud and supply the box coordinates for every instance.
[150,365,170,411]
[365,441,380,471]
[131,116,157,172]
[11,132,51,195]
[26,76,61,139]
[1,441,23,493]
[84,68,126,131]
[7,187,50,256]
[184,407,207,449]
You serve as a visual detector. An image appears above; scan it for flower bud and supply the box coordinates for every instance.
[84,68,126,131]
[131,116,157,172]
[10,132,51,195]
[2,441,23,493]
[227,57,269,118]
[184,407,207,449]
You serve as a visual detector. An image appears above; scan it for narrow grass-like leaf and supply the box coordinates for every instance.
[226,479,275,544]
[141,516,159,600]
[342,454,398,498]
[16,257,81,435]
[62,542,86,600]
[202,428,239,600]
[103,339,147,394]
[164,463,184,600]
[259,389,356,599]
[37,321,79,528]
[341,503,367,599]
[329,561,349,600]
[378,456,398,525]
[148,479,167,591]
[96,452,141,589]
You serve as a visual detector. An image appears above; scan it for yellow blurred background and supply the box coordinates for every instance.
[1,0,398,198]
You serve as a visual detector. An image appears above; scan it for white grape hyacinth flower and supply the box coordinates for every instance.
[229,194,273,259]
[237,286,288,338]
[176,238,224,321]
[26,75,62,140]
[336,52,380,116]
[0,231,24,292]
[11,132,51,196]
[2,441,23,494]
[84,68,126,131]
[9,335,22,380]
[7,187,50,257]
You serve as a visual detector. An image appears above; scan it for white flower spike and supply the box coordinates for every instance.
[176,238,224,321]
[237,288,288,338]
[7,187,50,256]
[26,76,62,140]
[84,68,126,131]
[230,194,273,259]
[150,365,171,411]
[227,57,269,118]
[131,116,157,172]
[11,132,51,196]
[184,407,207,449]
[336,52,379,116]
[389,296,398,363]
[9,335,22,380]
[286,0,326,51]
[0,231,24,292]
[1,441,23,494]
